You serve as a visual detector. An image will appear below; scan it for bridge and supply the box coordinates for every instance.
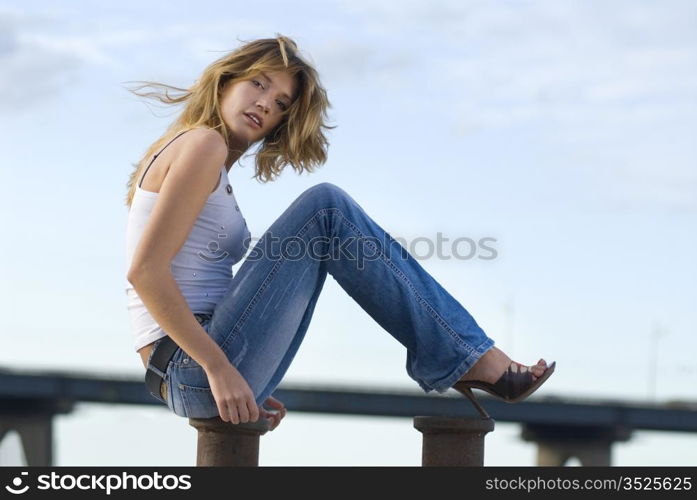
[1,367,696,466]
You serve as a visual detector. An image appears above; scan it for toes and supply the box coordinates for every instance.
[512,360,549,379]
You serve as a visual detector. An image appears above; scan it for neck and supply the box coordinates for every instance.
[225,133,255,171]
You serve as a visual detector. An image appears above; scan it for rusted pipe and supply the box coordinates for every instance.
[188,416,271,466]
[414,416,495,466]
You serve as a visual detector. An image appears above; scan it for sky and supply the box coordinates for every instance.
[0,0,696,466]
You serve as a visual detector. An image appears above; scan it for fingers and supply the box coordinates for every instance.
[258,398,287,431]
[217,393,279,426]
[236,401,250,423]
[260,407,283,431]
[264,396,285,410]
[247,397,260,422]
[260,397,286,430]
[217,403,230,422]
[233,395,259,424]
[259,408,277,430]
[218,395,259,424]
[219,401,239,424]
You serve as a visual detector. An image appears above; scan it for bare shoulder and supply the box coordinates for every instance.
[166,127,228,188]
[128,128,228,274]
[166,127,228,182]
[178,127,228,159]
[140,127,228,194]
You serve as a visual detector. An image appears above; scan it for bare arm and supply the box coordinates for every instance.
[127,128,229,372]
[129,270,228,371]
[128,128,259,424]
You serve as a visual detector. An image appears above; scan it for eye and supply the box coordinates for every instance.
[251,80,263,88]
[277,101,288,111]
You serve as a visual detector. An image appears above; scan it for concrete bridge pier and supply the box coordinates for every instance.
[521,424,633,466]
[0,413,55,466]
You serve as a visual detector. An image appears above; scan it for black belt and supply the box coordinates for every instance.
[145,313,212,404]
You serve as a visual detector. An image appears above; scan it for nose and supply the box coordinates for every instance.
[255,98,269,114]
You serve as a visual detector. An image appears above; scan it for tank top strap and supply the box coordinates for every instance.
[138,129,192,188]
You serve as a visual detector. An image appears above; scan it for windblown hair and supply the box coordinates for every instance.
[123,34,334,208]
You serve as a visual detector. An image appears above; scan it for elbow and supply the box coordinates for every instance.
[127,268,142,286]
[127,262,168,286]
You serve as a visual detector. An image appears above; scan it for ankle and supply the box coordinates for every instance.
[458,347,513,384]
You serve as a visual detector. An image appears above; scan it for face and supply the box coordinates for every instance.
[218,69,297,150]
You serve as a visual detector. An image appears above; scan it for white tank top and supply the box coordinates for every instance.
[124,131,251,352]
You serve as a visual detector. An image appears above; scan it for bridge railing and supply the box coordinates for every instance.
[2,368,696,466]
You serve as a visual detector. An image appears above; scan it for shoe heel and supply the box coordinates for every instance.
[459,386,491,419]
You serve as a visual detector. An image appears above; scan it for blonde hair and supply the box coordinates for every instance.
[123,34,334,208]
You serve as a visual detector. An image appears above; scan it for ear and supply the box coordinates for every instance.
[218,75,233,95]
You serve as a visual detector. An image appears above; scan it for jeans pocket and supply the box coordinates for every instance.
[177,353,203,370]
[173,316,213,369]
[180,382,220,419]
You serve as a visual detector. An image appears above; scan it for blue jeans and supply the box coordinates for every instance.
[157,182,495,418]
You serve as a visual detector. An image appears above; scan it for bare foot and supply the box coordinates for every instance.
[458,346,548,385]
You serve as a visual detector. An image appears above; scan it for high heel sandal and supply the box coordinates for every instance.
[452,361,556,419]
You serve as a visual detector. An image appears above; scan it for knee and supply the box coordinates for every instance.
[307,182,345,198]
[301,182,352,209]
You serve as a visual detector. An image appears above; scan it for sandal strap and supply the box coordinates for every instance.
[491,362,535,400]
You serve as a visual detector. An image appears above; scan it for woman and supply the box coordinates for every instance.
[124,34,555,430]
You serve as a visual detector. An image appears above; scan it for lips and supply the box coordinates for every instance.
[244,112,262,128]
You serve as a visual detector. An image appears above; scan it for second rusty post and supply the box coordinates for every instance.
[188,416,272,466]
[414,416,495,466]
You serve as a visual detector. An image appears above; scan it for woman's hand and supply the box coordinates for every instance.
[204,361,259,424]
[259,396,286,431]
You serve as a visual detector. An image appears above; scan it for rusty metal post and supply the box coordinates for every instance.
[414,416,495,466]
[188,416,272,466]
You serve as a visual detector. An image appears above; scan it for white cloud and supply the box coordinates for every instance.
[0,13,82,111]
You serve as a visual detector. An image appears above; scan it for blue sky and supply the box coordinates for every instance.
[0,0,695,465]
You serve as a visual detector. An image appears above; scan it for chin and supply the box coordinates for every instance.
[241,126,265,142]
[226,128,257,147]
[251,131,267,143]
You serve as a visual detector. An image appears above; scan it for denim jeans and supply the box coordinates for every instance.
[157,182,495,419]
